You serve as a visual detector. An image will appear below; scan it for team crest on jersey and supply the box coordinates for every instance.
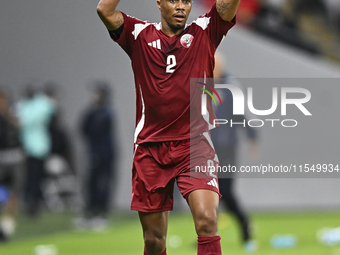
[180,34,194,48]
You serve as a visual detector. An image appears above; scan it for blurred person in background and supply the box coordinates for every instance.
[44,83,74,174]
[17,84,55,217]
[43,83,77,211]
[0,89,25,241]
[76,81,116,231]
[210,53,259,253]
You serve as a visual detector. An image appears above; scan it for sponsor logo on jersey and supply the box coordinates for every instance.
[148,39,161,50]
[180,34,194,48]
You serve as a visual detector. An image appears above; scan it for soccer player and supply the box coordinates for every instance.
[97,0,240,254]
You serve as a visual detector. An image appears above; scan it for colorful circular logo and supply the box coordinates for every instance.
[180,34,194,48]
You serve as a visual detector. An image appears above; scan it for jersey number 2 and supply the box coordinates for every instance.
[166,55,176,73]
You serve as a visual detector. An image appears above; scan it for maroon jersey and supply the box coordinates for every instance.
[112,4,235,144]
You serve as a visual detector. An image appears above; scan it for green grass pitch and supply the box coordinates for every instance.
[1,211,340,254]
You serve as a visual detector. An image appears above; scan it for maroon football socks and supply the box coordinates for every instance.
[143,236,221,255]
[197,235,222,255]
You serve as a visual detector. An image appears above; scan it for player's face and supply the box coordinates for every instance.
[157,0,192,33]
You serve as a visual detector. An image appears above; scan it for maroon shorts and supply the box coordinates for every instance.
[131,132,220,212]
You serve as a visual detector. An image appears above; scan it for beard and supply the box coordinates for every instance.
[169,23,185,32]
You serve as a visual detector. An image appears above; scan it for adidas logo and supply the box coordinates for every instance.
[207,178,218,188]
[148,39,161,50]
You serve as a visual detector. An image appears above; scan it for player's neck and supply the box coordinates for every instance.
[160,22,184,37]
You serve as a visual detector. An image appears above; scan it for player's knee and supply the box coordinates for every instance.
[195,210,218,236]
[144,235,166,255]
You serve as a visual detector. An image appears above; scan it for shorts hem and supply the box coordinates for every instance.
[131,206,174,213]
[183,187,221,201]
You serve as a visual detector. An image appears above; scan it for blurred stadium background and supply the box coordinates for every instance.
[1,0,340,254]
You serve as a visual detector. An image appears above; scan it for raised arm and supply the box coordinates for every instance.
[97,0,124,31]
[216,0,241,22]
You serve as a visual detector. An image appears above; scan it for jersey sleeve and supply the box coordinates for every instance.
[200,3,236,50]
[109,11,147,58]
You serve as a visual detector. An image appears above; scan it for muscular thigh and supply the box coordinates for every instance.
[139,211,169,238]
